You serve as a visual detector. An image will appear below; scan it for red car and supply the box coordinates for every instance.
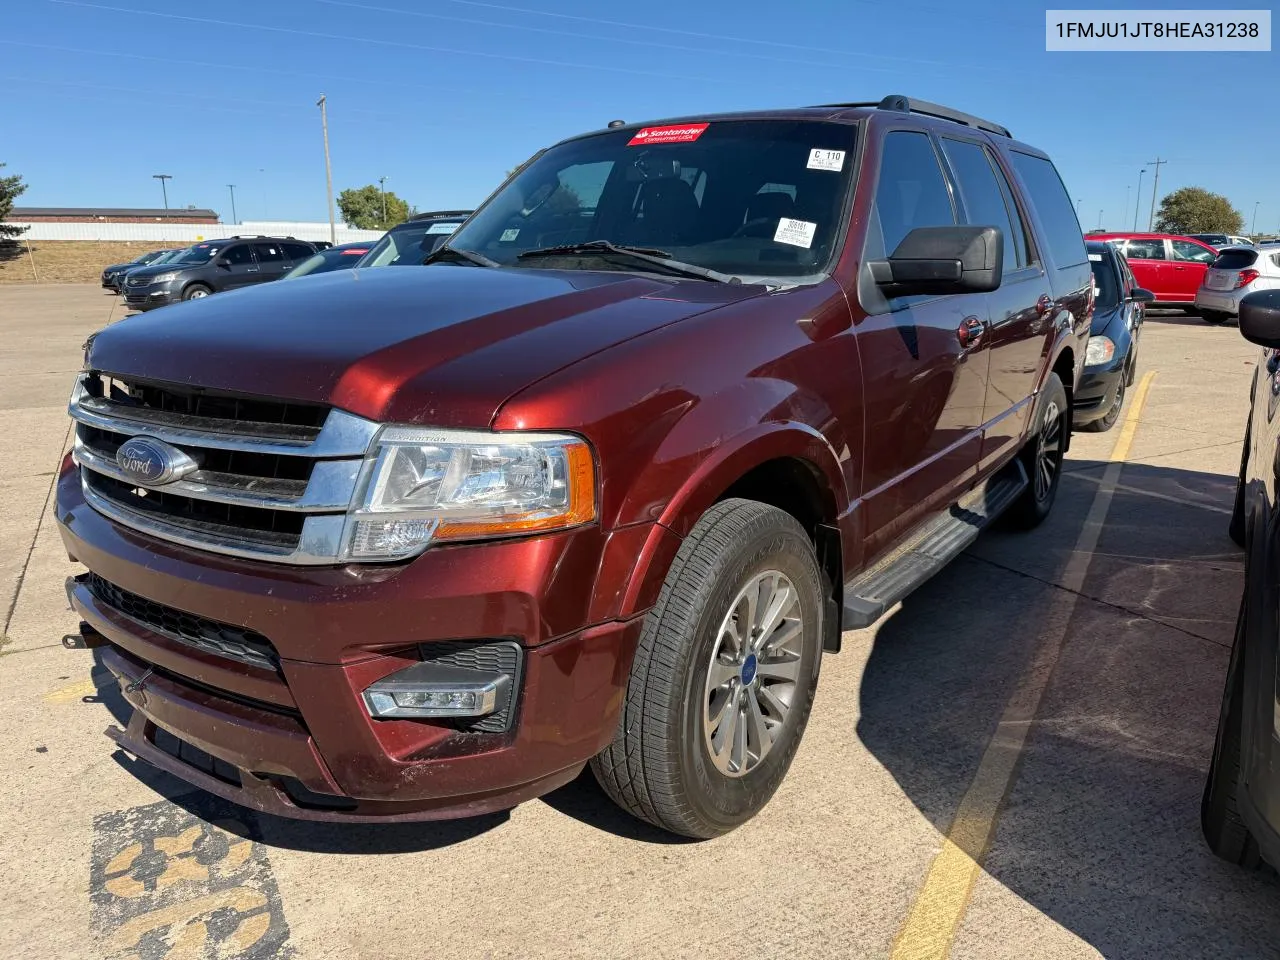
[1088,232,1217,307]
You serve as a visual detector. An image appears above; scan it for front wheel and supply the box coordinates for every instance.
[1008,372,1069,529]
[1082,372,1126,433]
[591,499,825,839]
[182,283,212,301]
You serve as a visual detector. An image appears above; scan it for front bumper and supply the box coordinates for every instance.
[123,285,178,310]
[1072,351,1129,425]
[57,462,661,820]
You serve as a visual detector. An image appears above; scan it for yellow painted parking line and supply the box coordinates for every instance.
[43,676,113,704]
[891,371,1157,960]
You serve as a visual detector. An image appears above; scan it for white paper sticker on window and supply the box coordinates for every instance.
[426,222,459,235]
[500,228,520,242]
[1088,253,1102,261]
[774,218,817,249]
[807,149,845,172]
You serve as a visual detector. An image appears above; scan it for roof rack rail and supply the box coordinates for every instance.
[816,95,1011,139]
[407,209,473,221]
[227,234,299,240]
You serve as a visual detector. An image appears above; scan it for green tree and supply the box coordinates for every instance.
[336,184,410,230]
[1153,187,1243,235]
[0,163,29,239]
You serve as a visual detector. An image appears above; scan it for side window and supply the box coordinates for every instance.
[1008,152,1087,271]
[282,242,313,261]
[867,130,955,260]
[1125,238,1165,260]
[252,242,285,263]
[940,138,1025,273]
[1171,240,1216,264]
[221,243,254,266]
[1271,253,1280,270]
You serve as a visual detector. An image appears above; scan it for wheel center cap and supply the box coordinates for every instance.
[741,654,758,685]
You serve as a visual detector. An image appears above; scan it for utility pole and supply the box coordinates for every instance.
[226,184,238,225]
[1146,157,1166,231]
[1097,208,1103,230]
[1252,201,1260,236]
[379,176,388,225]
[317,94,336,245]
[1135,167,1145,231]
[152,173,172,210]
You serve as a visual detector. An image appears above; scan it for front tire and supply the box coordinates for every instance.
[182,283,212,301]
[591,499,825,839]
[1008,372,1068,529]
[1082,373,1126,433]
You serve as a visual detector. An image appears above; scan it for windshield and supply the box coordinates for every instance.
[1089,249,1119,308]
[446,119,858,282]
[168,243,223,265]
[137,249,169,264]
[359,222,463,267]
[150,248,188,265]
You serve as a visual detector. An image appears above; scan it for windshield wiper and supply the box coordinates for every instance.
[517,240,740,284]
[423,245,499,268]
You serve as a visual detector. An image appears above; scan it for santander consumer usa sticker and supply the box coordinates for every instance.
[628,123,709,145]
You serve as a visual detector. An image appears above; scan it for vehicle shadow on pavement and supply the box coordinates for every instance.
[857,460,1280,959]
[1144,308,1224,327]
[89,652,510,854]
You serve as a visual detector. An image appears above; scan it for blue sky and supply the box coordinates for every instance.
[2,0,1277,231]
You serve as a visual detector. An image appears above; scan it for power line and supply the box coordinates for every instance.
[44,0,729,83]
[311,0,940,71]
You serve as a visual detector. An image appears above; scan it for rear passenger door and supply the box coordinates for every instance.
[939,136,1054,474]
[282,242,316,270]
[250,241,290,283]
[854,129,991,556]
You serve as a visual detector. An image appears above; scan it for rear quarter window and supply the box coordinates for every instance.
[1008,152,1087,273]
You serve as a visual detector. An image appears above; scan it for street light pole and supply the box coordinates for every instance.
[1097,208,1103,230]
[1076,198,1083,220]
[1146,157,1166,231]
[152,173,172,210]
[379,176,388,225]
[317,94,336,245]
[227,184,238,226]
[1252,201,1260,236]
[1134,167,1145,231]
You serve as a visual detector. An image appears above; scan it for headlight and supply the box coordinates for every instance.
[148,272,179,284]
[1085,335,1115,366]
[341,427,596,561]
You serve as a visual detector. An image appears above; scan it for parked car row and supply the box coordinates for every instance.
[101,212,473,311]
[1088,231,1280,324]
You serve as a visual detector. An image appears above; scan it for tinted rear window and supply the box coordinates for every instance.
[1214,249,1258,269]
[1089,250,1119,308]
[1009,152,1087,271]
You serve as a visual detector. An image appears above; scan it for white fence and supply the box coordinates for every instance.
[10,220,385,244]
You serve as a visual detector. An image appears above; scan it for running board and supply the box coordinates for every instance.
[841,462,1029,630]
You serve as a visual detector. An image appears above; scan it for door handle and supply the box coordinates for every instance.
[1035,294,1053,316]
[957,316,985,349]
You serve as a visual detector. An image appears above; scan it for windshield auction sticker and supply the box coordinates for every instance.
[807,149,845,172]
[628,123,709,145]
[774,218,817,249]
[1046,10,1270,50]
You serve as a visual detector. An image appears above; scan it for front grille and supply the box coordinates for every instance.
[126,275,149,287]
[87,572,280,671]
[417,640,523,733]
[70,371,377,563]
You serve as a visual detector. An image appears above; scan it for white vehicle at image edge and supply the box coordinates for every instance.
[1194,246,1280,324]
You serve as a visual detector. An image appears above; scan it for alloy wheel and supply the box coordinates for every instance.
[1035,399,1063,501]
[702,570,805,777]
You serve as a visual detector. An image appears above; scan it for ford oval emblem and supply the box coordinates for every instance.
[115,436,197,486]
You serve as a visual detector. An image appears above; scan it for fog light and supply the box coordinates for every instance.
[362,662,510,719]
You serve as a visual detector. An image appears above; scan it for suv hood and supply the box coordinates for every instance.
[89,265,765,427]
[127,262,193,280]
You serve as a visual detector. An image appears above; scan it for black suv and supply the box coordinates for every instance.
[101,249,176,291]
[355,210,473,267]
[123,236,318,311]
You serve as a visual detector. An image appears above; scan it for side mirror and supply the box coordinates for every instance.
[1239,289,1280,348]
[869,225,1003,297]
[1127,287,1155,303]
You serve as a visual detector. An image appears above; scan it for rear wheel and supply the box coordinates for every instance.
[591,499,825,839]
[1008,372,1068,529]
[1202,597,1262,868]
[1201,310,1229,325]
[1082,373,1126,433]
[182,283,212,301]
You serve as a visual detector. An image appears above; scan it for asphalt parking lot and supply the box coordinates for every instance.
[2,284,1278,960]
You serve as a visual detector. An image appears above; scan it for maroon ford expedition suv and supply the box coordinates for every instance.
[59,95,1091,838]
